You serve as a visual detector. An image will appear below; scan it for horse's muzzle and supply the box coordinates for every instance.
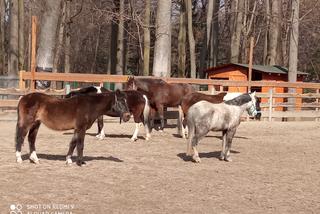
[122,112,131,122]
[255,112,262,120]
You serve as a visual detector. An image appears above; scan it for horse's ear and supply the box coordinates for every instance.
[115,89,121,95]
[251,91,256,97]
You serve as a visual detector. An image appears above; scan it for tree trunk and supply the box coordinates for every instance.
[230,0,244,63]
[143,0,150,76]
[153,0,172,77]
[36,0,61,88]
[53,1,66,74]
[8,0,19,83]
[263,0,270,65]
[91,25,101,73]
[288,0,299,109]
[288,0,299,83]
[115,0,125,90]
[52,1,66,89]
[64,0,71,74]
[267,0,280,65]
[178,0,186,78]
[186,0,196,78]
[0,0,5,74]
[18,0,24,70]
[209,0,219,67]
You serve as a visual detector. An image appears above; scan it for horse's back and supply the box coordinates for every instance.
[187,100,233,131]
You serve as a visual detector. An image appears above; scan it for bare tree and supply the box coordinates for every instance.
[288,0,299,108]
[115,0,125,89]
[266,0,281,65]
[143,0,151,76]
[0,0,5,74]
[8,0,19,82]
[178,0,186,77]
[36,0,62,88]
[186,0,196,78]
[64,0,71,74]
[153,0,172,77]
[230,0,244,63]
[209,0,220,67]
[18,0,24,70]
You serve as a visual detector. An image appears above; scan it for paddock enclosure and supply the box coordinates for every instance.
[0,114,319,213]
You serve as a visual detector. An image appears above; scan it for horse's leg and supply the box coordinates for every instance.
[28,121,41,164]
[191,127,210,163]
[156,104,165,131]
[66,133,78,165]
[186,121,195,156]
[15,123,29,163]
[75,129,86,166]
[96,116,105,140]
[224,128,237,162]
[191,136,201,163]
[131,123,141,141]
[220,130,227,161]
[142,97,151,140]
[177,105,185,138]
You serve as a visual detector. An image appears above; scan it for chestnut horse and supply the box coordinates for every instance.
[15,90,130,166]
[66,87,151,141]
[179,92,227,138]
[126,76,195,132]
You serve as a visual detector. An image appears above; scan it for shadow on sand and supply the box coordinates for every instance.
[177,150,240,162]
[21,153,123,163]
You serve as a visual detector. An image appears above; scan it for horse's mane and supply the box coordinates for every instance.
[224,93,251,106]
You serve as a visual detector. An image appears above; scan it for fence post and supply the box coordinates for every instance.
[19,71,25,90]
[208,84,215,94]
[268,88,273,122]
[316,89,319,122]
[65,84,71,95]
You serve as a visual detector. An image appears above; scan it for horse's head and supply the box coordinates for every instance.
[248,91,261,120]
[112,90,131,122]
[125,76,136,90]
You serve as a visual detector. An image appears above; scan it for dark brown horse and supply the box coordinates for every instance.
[126,76,195,132]
[66,87,151,141]
[179,92,227,138]
[15,90,131,166]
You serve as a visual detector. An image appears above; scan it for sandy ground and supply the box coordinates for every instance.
[0,117,319,214]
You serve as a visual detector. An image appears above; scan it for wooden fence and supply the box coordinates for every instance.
[1,71,320,121]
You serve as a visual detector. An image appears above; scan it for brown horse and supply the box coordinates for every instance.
[179,91,227,138]
[15,90,131,166]
[126,76,195,132]
[66,87,151,141]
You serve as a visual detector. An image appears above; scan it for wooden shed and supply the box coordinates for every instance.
[205,63,308,110]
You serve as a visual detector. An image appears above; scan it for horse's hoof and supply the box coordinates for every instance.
[224,157,232,162]
[16,158,22,164]
[192,155,201,163]
[130,137,138,142]
[186,152,193,157]
[76,161,86,166]
[96,134,105,140]
[66,159,73,165]
[30,159,40,164]
[145,134,151,141]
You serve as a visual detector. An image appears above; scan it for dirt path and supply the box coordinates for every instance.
[0,120,319,214]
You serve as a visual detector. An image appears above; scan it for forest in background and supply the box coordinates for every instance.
[0,0,319,84]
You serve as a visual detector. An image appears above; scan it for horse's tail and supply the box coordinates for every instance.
[15,99,23,150]
[178,105,184,137]
[142,95,150,126]
[142,95,152,140]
